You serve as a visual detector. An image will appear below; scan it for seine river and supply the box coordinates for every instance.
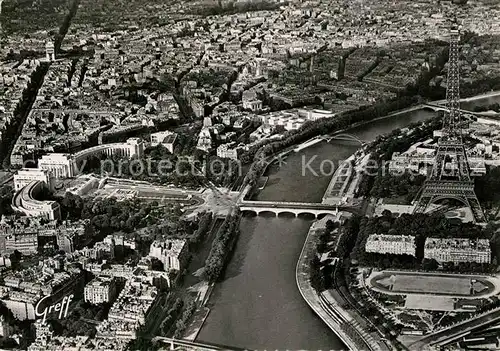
[197,94,500,350]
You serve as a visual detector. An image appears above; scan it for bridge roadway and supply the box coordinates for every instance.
[322,134,368,145]
[152,336,248,351]
[238,199,363,217]
[423,103,483,117]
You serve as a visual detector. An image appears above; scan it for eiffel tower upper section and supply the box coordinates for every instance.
[442,26,462,143]
[427,26,472,184]
[414,25,486,224]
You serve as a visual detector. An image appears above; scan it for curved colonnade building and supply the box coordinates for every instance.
[38,137,144,178]
[12,138,144,219]
[11,180,61,220]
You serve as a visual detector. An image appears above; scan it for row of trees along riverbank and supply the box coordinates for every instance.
[202,211,241,282]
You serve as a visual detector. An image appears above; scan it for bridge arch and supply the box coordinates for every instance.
[277,210,297,217]
[423,105,443,112]
[241,209,258,217]
[327,133,365,146]
[297,212,317,219]
[257,210,279,217]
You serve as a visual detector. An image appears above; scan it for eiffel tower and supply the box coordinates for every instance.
[413,27,486,224]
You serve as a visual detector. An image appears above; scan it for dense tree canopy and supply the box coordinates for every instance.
[370,173,426,203]
[60,193,180,234]
[357,117,443,197]
[48,301,110,338]
[173,298,196,338]
[0,185,14,218]
[188,212,213,248]
[475,166,500,206]
[160,296,183,336]
[202,212,240,282]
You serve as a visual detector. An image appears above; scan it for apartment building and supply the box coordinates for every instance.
[424,238,491,264]
[365,234,416,256]
[217,142,241,160]
[149,239,188,271]
[150,131,177,153]
[84,277,117,305]
[4,233,38,255]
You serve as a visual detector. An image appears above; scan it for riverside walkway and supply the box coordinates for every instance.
[295,218,379,351]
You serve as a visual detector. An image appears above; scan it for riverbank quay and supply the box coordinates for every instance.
[167,216,224,341]
[322,151,371,206]
[321,153,356,205]
[182,282,214,341]
[296,216,382,351]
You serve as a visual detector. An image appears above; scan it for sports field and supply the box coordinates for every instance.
[390,275,471,295]
[370,271,499,298]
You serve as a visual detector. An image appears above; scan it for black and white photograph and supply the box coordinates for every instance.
[1,0,500,350]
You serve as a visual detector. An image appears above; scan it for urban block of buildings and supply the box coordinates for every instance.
[96,277,161,340]
[148,238,188,271]
[150,130,177,153]
[365,234,416,257]
[1,258,84,321]
[424,238,491,264]
[84,276,118,305]
[216,142,242,160]
[0,216,91,256]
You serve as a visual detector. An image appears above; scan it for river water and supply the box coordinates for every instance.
[197,95,499,350]
[461,93,500,111]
